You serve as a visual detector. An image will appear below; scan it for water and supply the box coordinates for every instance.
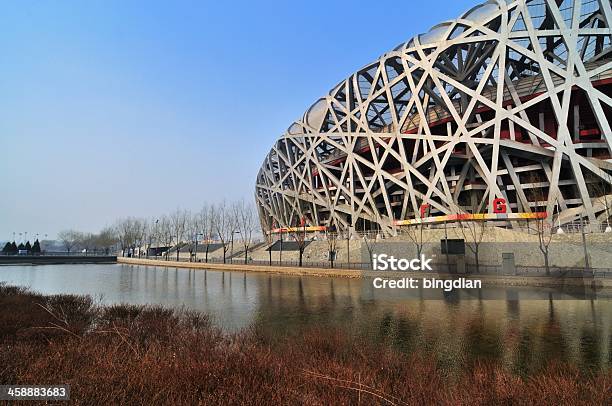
[1,263,610,373]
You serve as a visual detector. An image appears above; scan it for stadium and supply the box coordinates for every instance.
[256,0,612,237]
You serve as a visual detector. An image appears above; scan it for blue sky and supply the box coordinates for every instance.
[0,0,475,239]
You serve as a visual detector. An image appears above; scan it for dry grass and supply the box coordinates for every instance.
[0,283,609,405]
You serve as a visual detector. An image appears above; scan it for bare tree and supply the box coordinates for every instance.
[76,232,94,254]
[115,219,133,257]
[96,227,118,255]
[198,203,215,263]
[325,228,338,268]
[527,173,554,275]
[456,200,487,273]
[170,209,188,261]
[57,230,79,253]
[158,216,174,260]
[115,217,145,257]
[233,199,257,264]
[186,212,200,262]
[145,220,160,258]
[361,218,380,270]
[134,220,148,258]
[403,201,430,259]
[288,217,308,267]
[261,212,274,244]
[214,202,235,263]
[589,171,612,231]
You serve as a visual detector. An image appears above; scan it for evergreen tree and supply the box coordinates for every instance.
[32,239,41,254]
[2,242,10,254]
[10,242,17,254]
[17,243,25,251]
[25,241,32,253]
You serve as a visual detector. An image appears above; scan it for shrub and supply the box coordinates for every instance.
[0,285,609,405]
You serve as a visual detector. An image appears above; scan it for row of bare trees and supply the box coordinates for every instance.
[57,228,118,254]
[111,200,258,263]
[56,200,258,262]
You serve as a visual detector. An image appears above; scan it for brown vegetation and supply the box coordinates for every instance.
[0,284,609,405]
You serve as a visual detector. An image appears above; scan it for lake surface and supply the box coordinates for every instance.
[1,263,610,374]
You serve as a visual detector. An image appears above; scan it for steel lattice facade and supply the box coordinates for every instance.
[256,0,612,235]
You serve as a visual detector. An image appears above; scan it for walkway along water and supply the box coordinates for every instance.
[117,257,612,289]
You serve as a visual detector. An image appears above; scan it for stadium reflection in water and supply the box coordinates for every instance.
[0,264,610,374]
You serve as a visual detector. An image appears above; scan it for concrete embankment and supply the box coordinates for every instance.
[117,257,362,278]
[117,257,612,288]
[0,255,117,265]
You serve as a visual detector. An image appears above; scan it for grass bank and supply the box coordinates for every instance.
[0,284,609,404]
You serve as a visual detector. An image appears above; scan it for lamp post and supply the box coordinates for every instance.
[604,193,611,232]
[279,228,283,265]
[346,231,350,268]
[150,219,159,258]
[300,217,306,268]
[579,216,590,273]
[194,232,203,262]
[268,237,272,266]
[555,201,564,234]
[444,220,450,273]
[236,228,245,264]
[606,172,612,232]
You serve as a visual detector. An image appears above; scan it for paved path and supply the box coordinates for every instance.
[117,257,611,288]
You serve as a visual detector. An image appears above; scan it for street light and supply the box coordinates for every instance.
[194,232,203,262]
[152,219,159,258]
[279,228,283,265]
[235,228,245,263]
[555,201,564,234]
[346,230,350,268]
